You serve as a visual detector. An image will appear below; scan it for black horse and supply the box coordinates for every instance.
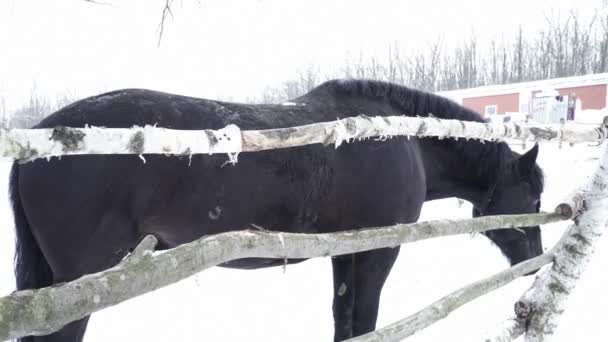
[10,79,543,342]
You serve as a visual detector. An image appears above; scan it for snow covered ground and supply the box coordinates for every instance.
[1,142,607,341]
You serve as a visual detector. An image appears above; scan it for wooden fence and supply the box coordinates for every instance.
[1,115,608,342]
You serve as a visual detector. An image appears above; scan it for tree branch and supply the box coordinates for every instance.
[157,0,174,46]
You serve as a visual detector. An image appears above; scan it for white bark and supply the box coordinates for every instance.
[2,115,607,161]
[0,124,242,161]
[0,211,564,341]
[243,115,608,152]
[513,142,608,342]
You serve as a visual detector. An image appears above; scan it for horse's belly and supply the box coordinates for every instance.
[218,257,307,270]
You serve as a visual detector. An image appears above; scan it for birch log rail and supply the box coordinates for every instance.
[0,210,567,341]
[1,115,607,161]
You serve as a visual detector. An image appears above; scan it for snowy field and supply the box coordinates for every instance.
[1,141,607,341]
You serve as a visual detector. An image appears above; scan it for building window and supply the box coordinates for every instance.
[485,105,498,115]
[519,103,529,113]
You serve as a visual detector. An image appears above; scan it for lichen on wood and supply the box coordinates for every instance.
[127,131,145,154]
[49,126,86,152]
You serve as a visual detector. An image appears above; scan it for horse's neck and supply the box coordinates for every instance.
[419,139,500,206]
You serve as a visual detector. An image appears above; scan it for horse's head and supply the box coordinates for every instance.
[473,144,544,267]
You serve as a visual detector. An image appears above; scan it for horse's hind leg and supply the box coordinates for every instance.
[29,210,140,342]
[352,246,400,337]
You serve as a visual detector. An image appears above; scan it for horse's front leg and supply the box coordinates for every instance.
[331,246,400,341]
[351,246,401,337]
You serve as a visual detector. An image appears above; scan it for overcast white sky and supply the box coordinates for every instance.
[0,0,600,111]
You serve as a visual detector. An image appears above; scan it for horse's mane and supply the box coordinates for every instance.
[308,79,486,122]
[306,79,543,192]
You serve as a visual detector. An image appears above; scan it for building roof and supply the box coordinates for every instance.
[437,73,608,100]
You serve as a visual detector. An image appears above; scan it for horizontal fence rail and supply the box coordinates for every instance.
[2,115,608,161]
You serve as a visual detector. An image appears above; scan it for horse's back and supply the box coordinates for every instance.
[35,88,326,130]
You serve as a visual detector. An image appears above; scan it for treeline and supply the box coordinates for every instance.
[260,9,608,103]
[4,8,608,127]
[0,89,75,129]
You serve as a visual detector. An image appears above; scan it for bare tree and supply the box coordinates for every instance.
[385,44,400,83]
[546,13,572,77]
[513,26,525,82]
[157,0,175,46]
[252,5,604,100]
[439,54,458,90]
[488,39,500,84]
[594,6,608,72]
[0,96,8,129]
[9,87,53,129]
[453,33,479,89]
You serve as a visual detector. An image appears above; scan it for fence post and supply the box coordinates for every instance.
[515,141,608,341]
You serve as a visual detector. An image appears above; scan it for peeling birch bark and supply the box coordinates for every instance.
[512,143,608,342]
[242,115,608,151]
[2,115,607,162]
[0,212,564,341]
[0,124,242,161]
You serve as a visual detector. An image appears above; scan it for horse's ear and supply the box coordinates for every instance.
[518,144,539,176]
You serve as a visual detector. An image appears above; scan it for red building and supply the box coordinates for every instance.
[438,73,608,118]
